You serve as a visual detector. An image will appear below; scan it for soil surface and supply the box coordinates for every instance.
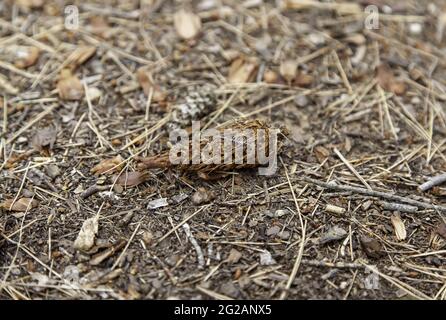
[1,0,446,300]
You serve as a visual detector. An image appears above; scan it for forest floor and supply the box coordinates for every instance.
[1,0,446,300]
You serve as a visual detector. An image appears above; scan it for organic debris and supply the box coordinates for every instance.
[2,0,446,301]
[31,127,57,156]
[1,198,38,212]
[228,56,259,84]
[57,69,84,100]
[90,155,124,175]
[136,67,167,102]
[137,119,287,178]
[390,213,407,241]
[173,9,202,40]
[74,216,99,252]
[376,63,406,95]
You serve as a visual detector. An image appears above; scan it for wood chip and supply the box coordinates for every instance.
[74,216,99,251]
[173,9,202,40]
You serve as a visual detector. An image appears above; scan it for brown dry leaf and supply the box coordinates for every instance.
[32,127,56,155]
[226,248,242,264]
[173,9,202,40]
[314,145,330,163]
[74,216,99,251]
[436,222,446,239]
[89,239,126,266]
[136,67,167,102]
[91,155,124,175]
[280,59,298,84]
[116,171,149,187]
[66,46,97,70]
[263,69,279,83]
[228,56,259,84]
[376,63,406,95]
[57,69,84,100]
[192,187,215,205]
[390,213,407,241]
[13,46,40,69]
[1,198,38,212]
[360,236,384,259]
[295,72,313,87]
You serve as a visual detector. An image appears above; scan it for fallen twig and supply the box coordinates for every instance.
[419,173,446,192]
[303,176,446,212]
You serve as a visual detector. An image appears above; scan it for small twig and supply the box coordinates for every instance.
[381,201,418,213]
[81,185,111,199]
[303,176,446,212]
[111,223,141,270]
[419,173,446,192]
[182,223,205,268]
[154,205,209,246]
[333,147,372,190]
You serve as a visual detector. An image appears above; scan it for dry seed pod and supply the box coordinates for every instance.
[263,69,279,84]
[91,155,124,175]
[66,46,96,70]
[390,213,407,241]
[228,56,259,84]
[57,69,84,100]
[12,46,40,68]
[280,59,298,84]
[136,119,288,178]
[173,9,202,40]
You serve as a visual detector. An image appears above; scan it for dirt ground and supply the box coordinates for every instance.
[1,0,446,300]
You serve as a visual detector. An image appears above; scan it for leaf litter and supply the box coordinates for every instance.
[1,0,446,301]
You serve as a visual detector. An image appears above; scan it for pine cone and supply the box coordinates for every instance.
[137,119,288,178]
[169,86,217,130]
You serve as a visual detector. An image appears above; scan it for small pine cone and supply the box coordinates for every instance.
[169,86,217,130]
[137,119,288,176]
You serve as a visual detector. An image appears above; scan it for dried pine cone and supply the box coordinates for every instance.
[137,119,288,178]
[169,85,217,130]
